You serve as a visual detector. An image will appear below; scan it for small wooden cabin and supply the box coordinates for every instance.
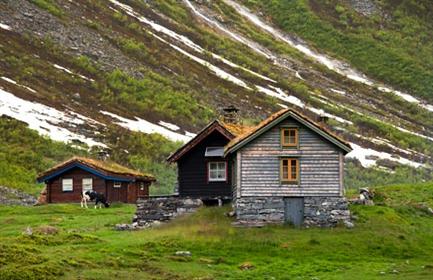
[225,109,352,226]
[167,118,249,200]
[37,157,155,204]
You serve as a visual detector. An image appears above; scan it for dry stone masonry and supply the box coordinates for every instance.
[235,196,351,227]
[133,196,203,227]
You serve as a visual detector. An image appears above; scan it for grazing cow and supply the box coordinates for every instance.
[81,191,91,208]
[84,190,110,208]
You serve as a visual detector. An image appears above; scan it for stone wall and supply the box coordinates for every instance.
[235,196,351,227]
[303,197,351,227]
[133,196,203,227]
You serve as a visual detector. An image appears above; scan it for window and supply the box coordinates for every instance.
[113,182,122,188]
[82,178,93,192]
[208,162,227,182]
[205,146,224,157]
[281,158,299,182]
[281,128,298,147]
[62,178,73,192]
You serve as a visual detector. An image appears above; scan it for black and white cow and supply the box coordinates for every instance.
[84,190,110,208]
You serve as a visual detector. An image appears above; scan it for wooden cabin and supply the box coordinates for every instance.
[37,157,155,204]
[225,109,353,226]
[167,116,249,201]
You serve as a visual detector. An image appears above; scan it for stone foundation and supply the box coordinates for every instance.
[133,196,203,227]
[235,196,351,227]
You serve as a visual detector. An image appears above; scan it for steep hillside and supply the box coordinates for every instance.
[0,0,432,194]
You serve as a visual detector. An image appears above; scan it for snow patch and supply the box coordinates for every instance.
[0,88,105,147]
[0,23,12,31]
[1,76,37,93]
[53,64,94,82]
[330,88,346,95]
[158,121,180,131]
[347,143,423,168]
[100,111,194,142]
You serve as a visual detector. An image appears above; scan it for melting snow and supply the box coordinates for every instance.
[224,0,433,112]
[347,143,423,168]
[0,88,106,147]
[0,23,12,31]
[330,88,346,95]
[109,0,274,85]
[53,64,94,82]
[1,76,37,93]
[100,111,194,142]
[158,121,180,131]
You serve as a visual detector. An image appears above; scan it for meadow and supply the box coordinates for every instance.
[1,183,432,279]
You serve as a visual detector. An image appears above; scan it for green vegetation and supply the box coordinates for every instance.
[29,0,64,17]
[242,0,433,100]
[345,160,432,190]
[101,69,213,127]
[1,182,433,279]
[0,117,86,196]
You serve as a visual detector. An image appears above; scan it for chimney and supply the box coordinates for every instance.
[221,105,240,124]
[97,149,110,161]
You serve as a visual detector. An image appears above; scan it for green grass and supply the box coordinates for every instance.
[242,0,433,100]
[1,183,432,279]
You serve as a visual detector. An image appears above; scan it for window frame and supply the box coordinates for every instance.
[82,178,93,192]
[281,128,299,148]
[207,161,227,182]
[280,158,299,183]
[62,178,73,192]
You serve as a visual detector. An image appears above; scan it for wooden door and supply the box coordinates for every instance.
[284,198,304,227]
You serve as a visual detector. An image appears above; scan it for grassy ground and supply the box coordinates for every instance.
[0,183,432,279]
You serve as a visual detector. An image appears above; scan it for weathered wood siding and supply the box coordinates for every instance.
[239,118,342,197]
[177,130,232,198]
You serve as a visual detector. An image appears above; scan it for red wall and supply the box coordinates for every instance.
[46,167,149,203]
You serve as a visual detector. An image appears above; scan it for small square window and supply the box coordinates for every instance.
[113,182,122,188]
[208,161,227,182]
[281,128,298,147]
[62,178,73,192]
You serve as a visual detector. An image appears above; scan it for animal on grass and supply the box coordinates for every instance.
[84,190,110,208]
[81,191,91,208]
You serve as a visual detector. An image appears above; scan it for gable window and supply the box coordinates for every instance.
[113,182,122,188]
[82,178,93,192]
[281,128,298,147]
[208,162,227,182]
[62,178,73,192]
[280,158,299,182]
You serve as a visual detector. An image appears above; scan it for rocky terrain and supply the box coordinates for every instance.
[0,0,432,195]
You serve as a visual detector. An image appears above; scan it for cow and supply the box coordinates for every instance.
[84,190,110,208]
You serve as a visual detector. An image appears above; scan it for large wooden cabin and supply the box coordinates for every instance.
[37,157,155,204]
[225,109,353,226]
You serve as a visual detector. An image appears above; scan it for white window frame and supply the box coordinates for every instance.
[82,178,93,192]
[208,161,227,182]
[113,182,122,188]
[62,178,73,192]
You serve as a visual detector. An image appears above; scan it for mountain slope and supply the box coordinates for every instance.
[0,0,432,194]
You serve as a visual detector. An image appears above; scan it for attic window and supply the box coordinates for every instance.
[113,182,121,188]
[205,147,224,157]
[281,128,298,147]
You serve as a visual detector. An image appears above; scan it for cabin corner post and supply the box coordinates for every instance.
[339,152,344,196]
[236,151,241,199]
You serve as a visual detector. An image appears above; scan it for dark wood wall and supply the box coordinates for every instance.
[46,167,149,203]
[177,130,232,198]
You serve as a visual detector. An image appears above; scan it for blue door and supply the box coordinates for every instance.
[284,198,304,227]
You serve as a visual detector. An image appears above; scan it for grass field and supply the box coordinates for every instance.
[0,183,432,280]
